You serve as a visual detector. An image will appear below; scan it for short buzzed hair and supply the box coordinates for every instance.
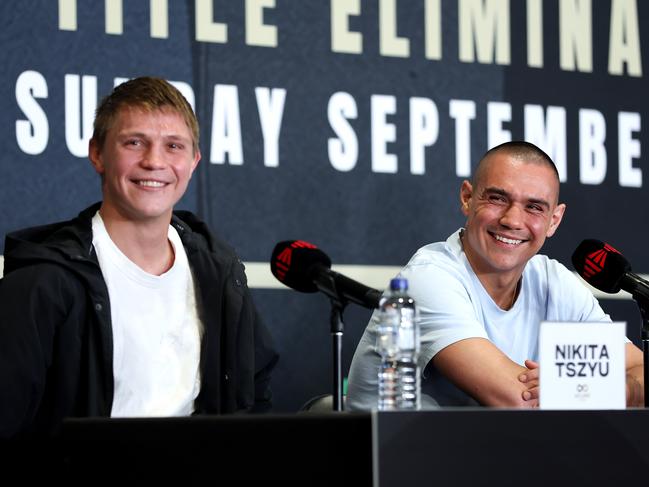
[92,76,199,153]
[475,141,560,185]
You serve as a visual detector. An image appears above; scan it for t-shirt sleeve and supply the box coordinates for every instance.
[401,258,489,370]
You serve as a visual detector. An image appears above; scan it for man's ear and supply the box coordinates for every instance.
[546,203,566,238]
[460,180,473,216]
[190,148,201,175]
[88,138,105,175]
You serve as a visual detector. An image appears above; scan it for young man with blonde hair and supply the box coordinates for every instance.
[0,77,278,438]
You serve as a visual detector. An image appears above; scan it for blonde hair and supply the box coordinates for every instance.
[92,76,199,153]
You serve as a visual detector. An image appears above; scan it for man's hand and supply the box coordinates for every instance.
[518,359,539,404]
[626,369,643,407]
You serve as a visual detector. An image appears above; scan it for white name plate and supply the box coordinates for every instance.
[539,321,626,410]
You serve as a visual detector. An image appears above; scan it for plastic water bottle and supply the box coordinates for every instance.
[376,277,420,410]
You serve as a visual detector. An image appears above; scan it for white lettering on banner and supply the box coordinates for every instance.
[424,0,442,60]
[255,87,286,167]
[150,0,169,39]
[608,0,642,77]
[105,0,123,35]
[328,92,359,172]
[379,0,410,58]
[64,74,97,158]
[459,0,510,65]
[560,0,593,73]
[53,0,280,46]
[526,0,543,68]
[524,105,567,182]
[409,97,439,175]
[55,0,643,77]
[371,95,398,174]
[58,0,77,31]
[209,85,287,167]
[195,0,228,43]
[331,0,362,54]
[11,72,644,188]
[15,70,49,155]
[487,101,512,148]
[210,84,243,165]
[322,90,642,183]
[449,99,476,178]
[579,108,607,185]
[618,111,642,187]
[246,0,278,47]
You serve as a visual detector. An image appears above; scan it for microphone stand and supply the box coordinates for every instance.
[634,298,649,407]
[313,273,347,411]
[330,300,345,412]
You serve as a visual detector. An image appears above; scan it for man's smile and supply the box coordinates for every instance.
[134,179,168,188]
[490,232,525,246]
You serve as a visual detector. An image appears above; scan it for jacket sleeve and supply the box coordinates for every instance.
[249,299,279,413]
[229,258,279,413]
[0,264,75,438]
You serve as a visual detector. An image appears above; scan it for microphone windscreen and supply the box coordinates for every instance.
[571,239,631,293]
[270,240,332,293]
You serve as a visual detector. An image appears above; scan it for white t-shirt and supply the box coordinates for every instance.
[92,212,203,417]
[346,229,611,410]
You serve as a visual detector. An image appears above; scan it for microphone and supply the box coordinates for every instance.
[270,240,382,309]
[571,239,649,304]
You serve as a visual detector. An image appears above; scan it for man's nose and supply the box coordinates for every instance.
[499,204,524,229]
[140,144,166,169]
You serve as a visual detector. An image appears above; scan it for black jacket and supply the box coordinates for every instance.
[0,203,278,438]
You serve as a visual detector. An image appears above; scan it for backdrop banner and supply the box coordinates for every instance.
[2,1,647,411]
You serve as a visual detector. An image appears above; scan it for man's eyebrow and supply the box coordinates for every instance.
[482,186,508,197]
[116,131,191,142]
[164,134,192,142]
[117,130,147,138]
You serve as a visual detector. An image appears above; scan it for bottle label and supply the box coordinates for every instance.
[397,308,416,351]
[376,317,399,359]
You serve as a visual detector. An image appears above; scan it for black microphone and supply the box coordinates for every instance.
[270,240,382,309]
[572,239,649,304]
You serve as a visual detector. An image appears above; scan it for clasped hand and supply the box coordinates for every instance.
[518,359,539,405]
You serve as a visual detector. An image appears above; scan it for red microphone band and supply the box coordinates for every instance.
[272,240,320,283]
[583,244,622,279]
[291,240,317,249]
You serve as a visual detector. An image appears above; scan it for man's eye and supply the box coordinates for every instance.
[488,195,506,203]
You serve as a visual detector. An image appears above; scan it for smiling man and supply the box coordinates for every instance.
[0,77,278,438]
[347,141,644,409]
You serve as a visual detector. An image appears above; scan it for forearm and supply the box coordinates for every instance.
[626,365,644,407]
[473,375,538,408]
[624,343,644,407]
[434,339,539,408]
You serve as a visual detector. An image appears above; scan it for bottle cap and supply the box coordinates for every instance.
[389,277,408,291]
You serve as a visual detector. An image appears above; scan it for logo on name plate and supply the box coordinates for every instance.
[575,383,590,400]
